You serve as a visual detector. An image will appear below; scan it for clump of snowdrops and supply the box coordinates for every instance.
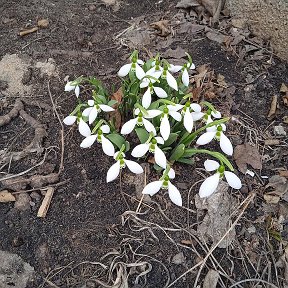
[63,51,242,206]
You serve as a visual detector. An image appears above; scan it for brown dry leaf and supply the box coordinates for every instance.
[283,94,288,107]
[217,73,228,88]
[283,116,288,124]
[206,31,231,45]
[280,171,288,178]
[203,269,220,288]
[231,18,246,29]
[267,95,278,120]
[280,83,288,93]
[194,64,208,87]
[195,181,237,248]
[110,88,122,131]
[163,47,186,59]
[176,0,200,9]
[0,190,16,202]
[233,143,262,173]
[150,20,171,37]
[180,239,193,245]
[178,22,204,34]
[19,27,38,36]
[265,175,288,203]
[37,19,49,28]
[264,194,280,204]
[276,245,288,284]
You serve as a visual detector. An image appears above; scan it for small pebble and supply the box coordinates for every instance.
[274,125,286,136]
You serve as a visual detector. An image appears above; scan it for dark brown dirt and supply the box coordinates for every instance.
[0,0,287,287]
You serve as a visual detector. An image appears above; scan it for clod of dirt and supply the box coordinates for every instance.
[101,0,121,12]
[35,58,59,78]
[14,193,31,212]
[37,19,49,28]
[0,250,34,288]
[195,181,237,248]
[233,143,262,174]
[171,252,186,265]
[274,125,287,136]
[0,190,16,202]
[202,269,220,288]
[1,176,28,191]
[0,98,24,127]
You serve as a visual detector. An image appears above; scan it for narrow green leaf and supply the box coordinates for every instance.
[177,158,195,165]
[106,134,126,150]
[163,133,178,147]
[169,144,185,161]
[135,128,149,143]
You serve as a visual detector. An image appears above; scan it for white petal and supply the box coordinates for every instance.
[190,103,201,113]
[134,108,140,115]
[143,119,156,135]
[142,181,162,196]
[220,133,233,156]
[206,125,217,132]
[160,115,170,141]
[64,82,74,92]
[82,107,93,117]
[169,64,182,73]
[169,111,182,122]
[137,59,144,65]
[221,124,227,132]
[131,143,149,158]
[212,111,221,118]
[224,171,242,189]
[88,99,94,106]
[168,104,183,112]
[154,146,167,169]
[146,109,162,118]
[188,63,196,70]
[101,135,115,156]
[184,110,193,133]
[106,161,120,183]
[80,135,97,148]
[63,115,76,125]
[142,88,152,109]
[101,125,110,134]
[191,112,204,121]
[153,87,167,98]
[168,182,182,206]
[99,104,114,112]
[121,118,137,135]
[74,85,80,98]
[196,131,216,145]
[155,136,164,145]
[182,68,189,87]
[89,106,98,124]
[166,71,178,91]
[199,173,220,198]
[135,64,145,80]
[204,159,220,171]
[140,80,149,88]
[168,168,175,179]
[79,119,91,137]
[125,160,144,174]
[118,63,131,77]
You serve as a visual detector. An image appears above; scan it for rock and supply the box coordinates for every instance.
[274,125,287,136]
[0,250,34,288]
[14,193,31,211]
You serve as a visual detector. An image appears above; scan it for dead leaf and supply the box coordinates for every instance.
[264,139,280,146]
[109,88,122,131]
[178,23,204,34]
[279,171,288,178]
[163,47,186,59]
[181,239,193,245]
[264,194,280,204]
[206,31,229,44]
[101,0,121,12]
[234,143,262,174]
[176,0,200,9]
[265,175,288,200]
[280,83,288,93]
[195,181,237,248]
[171,252,186,265]
[283,94,288,107]
[19,27,38,37]
[283,116,288,124]
[276,245,288,284]
[37,19,49,28]
[217,73,228,88]
[203,269,220,288]
[267,95,278,120]
[0,190,16,202]
[231,18,246,29]
[150,20,171,37]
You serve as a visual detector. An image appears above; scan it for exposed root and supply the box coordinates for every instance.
[0,99,23,127]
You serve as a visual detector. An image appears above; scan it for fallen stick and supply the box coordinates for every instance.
[37,187,54,218]
[19,27,38,36]
[0,99,23,127]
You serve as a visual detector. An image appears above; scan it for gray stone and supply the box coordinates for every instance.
[274,125,287,136]
[0,250,34,288]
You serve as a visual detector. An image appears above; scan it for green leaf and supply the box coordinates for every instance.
[153,163,163,171]
[169,144,185,161]
[177,158,195,165]
[135,128,149,143]
[125,141,130,152]
[107,100,118,106]
[163,133,178,147]
[106,134,126,150]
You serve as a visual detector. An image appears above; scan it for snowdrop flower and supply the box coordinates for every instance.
[118,58,145,80]
[196,124,233,156]
[179,102,202,133]
[63,116,91,138]
[140,62,163,88]
[132,136,166,169]
[181,62,195,87]
[204,110,222,126]
[121,108,161,136]
[80,125,115,156]
[82,100,114,124]
[161,67,178,91]
[142,83,168,108]
[199,159,242,198]
[160,105,182,141]
[106,151,143,182]
[65,81,80,98]
[142,168,182,206]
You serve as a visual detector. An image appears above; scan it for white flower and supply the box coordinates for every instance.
[118,59,145,80]
[140,66,163,88]
[131,136,166,169]
[80,125,115,156]
[106,152,143,182]
[199,159,242,198]
[181,62,196,87]
[196,124,233,156]
[142,168,182,206]
[179,102,202,133]
[142,85,168,108]
[160,105,182,141]
[82,100,114,124]
[65,81,80,98]
[63,115,77,125]
[121,108,161,136]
